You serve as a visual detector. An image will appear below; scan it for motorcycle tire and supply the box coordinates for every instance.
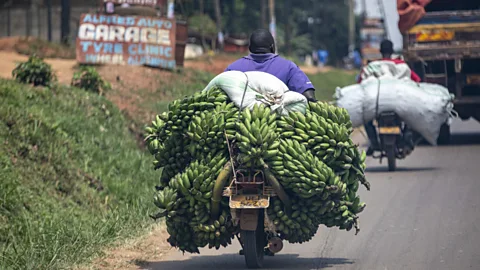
[386,144,396,172]
[241,212,265,269]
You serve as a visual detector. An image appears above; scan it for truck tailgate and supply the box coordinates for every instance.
[404,11,480,60]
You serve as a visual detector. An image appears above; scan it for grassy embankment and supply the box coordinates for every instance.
[0,79,160,269]
[0,66,354,269]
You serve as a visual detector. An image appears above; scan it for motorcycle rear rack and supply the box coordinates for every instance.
[222,186,277,197]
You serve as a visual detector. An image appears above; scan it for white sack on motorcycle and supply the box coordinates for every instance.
[334,78,454,145]
[202,71,307,115]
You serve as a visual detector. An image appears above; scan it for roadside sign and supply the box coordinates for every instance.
[76,13,177,69]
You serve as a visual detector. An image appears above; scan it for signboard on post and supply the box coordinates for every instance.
[76,13,177,69]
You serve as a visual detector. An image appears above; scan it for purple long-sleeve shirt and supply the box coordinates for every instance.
[225,53,315,94]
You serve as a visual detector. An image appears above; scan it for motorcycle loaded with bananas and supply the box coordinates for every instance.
[145,87,370,269]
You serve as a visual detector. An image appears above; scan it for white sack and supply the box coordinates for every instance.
[203,71,306,115]
[360,60,412,81]
[334,78,454,145]
[282,91,308,115]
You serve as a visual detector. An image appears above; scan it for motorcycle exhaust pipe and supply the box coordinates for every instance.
[268,237,283,254]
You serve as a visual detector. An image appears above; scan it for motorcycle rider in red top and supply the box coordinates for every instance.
[359,40,421,156]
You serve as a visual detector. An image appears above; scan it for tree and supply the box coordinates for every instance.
[214,0,222,49]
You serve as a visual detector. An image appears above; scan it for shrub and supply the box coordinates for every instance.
[12,55,56,86]
[71,66,111,95]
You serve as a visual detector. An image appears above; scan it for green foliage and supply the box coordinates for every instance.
[188,14,217,37]
[12,55,56,86]
[308,69,357,101]
[0,79,158,269]
[72,66,111,95]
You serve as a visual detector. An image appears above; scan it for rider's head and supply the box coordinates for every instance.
[249,29,275,54]
[380,39,394,59]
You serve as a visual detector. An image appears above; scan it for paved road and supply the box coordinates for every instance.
[144,120,480,270]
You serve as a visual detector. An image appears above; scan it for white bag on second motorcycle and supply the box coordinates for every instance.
[334,78,454,145]
[203,71,307,115]
[360,60,412,81]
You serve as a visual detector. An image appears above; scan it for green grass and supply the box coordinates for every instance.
[307,69,357,101]
[0,79,159,269]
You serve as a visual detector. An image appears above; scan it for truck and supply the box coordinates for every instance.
[400,0,480,144]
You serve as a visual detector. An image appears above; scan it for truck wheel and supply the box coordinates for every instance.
[437,123,451,145]
[241,212,265,269]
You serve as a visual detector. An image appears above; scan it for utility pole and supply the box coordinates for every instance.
[61,0,71,44]
[269,0,276,48]
[348,0,355,53]
[47,0,52,41]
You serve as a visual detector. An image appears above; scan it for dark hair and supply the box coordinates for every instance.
[380,40,394,55]
[249,29,275,54]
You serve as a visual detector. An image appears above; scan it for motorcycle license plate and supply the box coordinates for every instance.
[229,195,270,209]
[378,126,401,135]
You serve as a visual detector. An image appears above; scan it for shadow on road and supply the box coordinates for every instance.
[365,166,438,173]
[137,254,353,270]
[416,133,480,147]
[448,133,480,146]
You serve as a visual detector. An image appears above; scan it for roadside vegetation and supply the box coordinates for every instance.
[0,79,159,269]
[309,69,357,101]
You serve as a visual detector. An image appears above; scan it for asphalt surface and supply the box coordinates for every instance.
[144,120,480,270]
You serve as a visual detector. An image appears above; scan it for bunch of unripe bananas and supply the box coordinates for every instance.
[145,87,369,253]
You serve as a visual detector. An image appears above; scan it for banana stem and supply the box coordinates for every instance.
[264,167,292,215]
[211,161,232,221]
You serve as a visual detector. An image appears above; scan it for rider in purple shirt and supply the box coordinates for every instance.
[225,29,317,102]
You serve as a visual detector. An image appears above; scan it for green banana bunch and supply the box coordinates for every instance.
[146,88,370,253]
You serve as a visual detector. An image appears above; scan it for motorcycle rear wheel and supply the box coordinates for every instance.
[241,212,265,269]
[386,145,397,172]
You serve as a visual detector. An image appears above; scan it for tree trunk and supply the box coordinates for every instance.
[199,0,204,14]
[269,0,276,51]
[260,0,267,29]
[285,0,292,56]
[47,0,52,41]
[214,0,223,50]
[36,0,42,38]
[199,0,208,51]
[61,0,71,45]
